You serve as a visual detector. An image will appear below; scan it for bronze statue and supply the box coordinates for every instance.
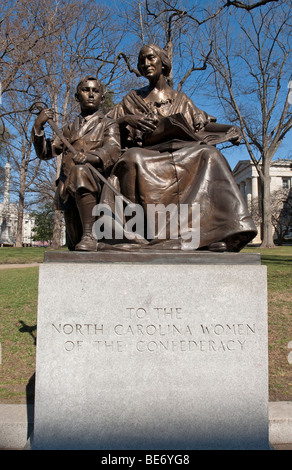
[99,44,257,252]
[32,77,120,251]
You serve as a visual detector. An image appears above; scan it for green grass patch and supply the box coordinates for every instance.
[244,246,292,401]
[0,247,48,264]
[0,245,68,264]
[0,267,39,403]
[0,246,291,403]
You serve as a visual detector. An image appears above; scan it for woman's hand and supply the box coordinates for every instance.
[227,126,242,145]
[119,114,158,133]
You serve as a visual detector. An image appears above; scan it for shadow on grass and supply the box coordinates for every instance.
[18,320,37,345]
[260,256,292,266]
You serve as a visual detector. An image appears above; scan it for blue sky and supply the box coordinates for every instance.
[104,0,292,170]
[2,0,291,207]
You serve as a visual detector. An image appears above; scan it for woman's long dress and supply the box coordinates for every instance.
[98,89,257,252]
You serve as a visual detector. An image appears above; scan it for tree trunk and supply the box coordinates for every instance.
[51,209,63,249]
[260,159,275,248]
[15,181,25,248]
[165,40,173,87]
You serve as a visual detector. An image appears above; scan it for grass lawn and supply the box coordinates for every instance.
[0,245,291,403]
[0,266,39,403]
[0,246,56,265]
[243,245,292,401]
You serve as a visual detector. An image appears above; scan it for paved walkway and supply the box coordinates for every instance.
[0,263,40,269]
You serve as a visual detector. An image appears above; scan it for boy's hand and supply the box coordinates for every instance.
[73,150,101,166]
[73,150,87,164]
[34,109,54,134]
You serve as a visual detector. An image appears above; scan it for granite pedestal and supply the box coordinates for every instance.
[31,251,270,450]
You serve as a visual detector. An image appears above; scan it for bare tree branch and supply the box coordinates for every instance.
[177,41,213,92]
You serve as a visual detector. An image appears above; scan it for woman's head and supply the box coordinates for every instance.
[137,44,171,78]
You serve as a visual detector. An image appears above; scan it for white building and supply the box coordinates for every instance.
[0,202,36,246]
[0,162,65,246]
[0,201,67,247]
[0,162,37,246]
[232,159,292,243]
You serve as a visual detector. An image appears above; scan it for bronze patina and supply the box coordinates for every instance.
[98,45,257,252]
[32,77,121,251]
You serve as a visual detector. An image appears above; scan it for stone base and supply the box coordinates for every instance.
[32,251,270,450]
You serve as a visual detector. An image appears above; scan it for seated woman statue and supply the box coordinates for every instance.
[98,44,257,252]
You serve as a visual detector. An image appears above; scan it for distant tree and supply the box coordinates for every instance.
[0,0,122,249]
[0,125,13,199]
[100,88,115,114]
[251,187,292,245]
[27,0,122,249]
[31,203,54,245]
[4,90,42,247]
[205,2,292,247]
[272,189,292,244]
[0,166,4,198]
[0,0,67,118]
[108,0,280,95]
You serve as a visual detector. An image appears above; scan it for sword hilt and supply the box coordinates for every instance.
[29,101,49,115]
[30,101,133,208]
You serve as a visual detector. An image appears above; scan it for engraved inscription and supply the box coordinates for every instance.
[51,306,257,354]
[52,323,104,335]
[200,323,255,335]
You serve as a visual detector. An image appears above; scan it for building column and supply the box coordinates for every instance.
[240,181,246,199]
[246,178,252,206]
[251,176,258,199]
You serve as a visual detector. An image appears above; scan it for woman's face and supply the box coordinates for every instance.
[138,47,163,82]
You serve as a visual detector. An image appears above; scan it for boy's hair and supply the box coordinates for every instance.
[76,76,104,95]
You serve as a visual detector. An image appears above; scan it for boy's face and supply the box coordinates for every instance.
[76,79,103,114]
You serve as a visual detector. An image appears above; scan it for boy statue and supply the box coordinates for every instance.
[32,77,120,251]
